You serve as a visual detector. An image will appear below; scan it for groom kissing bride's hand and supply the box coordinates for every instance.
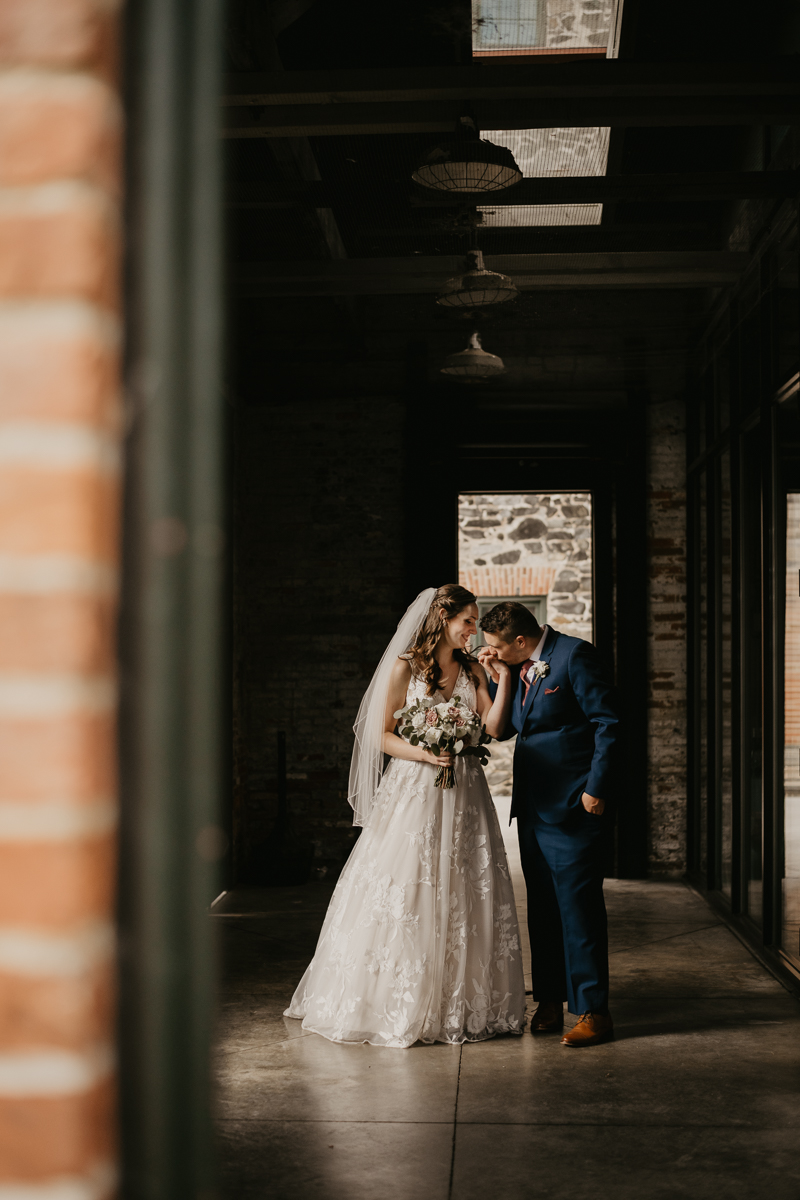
[477,604,620,1047]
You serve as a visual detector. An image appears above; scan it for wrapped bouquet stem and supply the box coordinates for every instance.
[393,693,491,790]
[435,759,457,792]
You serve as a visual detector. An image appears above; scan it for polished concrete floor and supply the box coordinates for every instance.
[213,801,800,1199]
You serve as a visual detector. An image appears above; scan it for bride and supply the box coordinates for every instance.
[284,584,526,1048]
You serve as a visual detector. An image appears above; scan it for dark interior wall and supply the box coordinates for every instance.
[222,0,800,895]
[230,395,669,882]
[232,396,408,877]
[230,392,689,883]
[227,284,707,882]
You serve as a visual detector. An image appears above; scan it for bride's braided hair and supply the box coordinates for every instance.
[407,584,479,697]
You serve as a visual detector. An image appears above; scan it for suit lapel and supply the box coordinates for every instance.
[512,669,525,725]
[520,627,559,725]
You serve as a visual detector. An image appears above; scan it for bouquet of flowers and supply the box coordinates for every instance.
[393,693,491,790]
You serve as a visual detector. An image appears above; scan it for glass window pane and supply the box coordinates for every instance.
[783,493,800,968]
[772,230,799,389]
[741,436,763,926]
[720,452,733,896]
[473,0,545,50]
[472,0,614,52]
[698,471,709,877]
[479,127,610,230]
[717,351,731,436]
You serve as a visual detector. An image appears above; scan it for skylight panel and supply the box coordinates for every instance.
[482,204,603,227]
[479,127,610,228]
[473,0,615,56]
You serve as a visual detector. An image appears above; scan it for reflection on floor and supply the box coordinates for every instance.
[213,799,800,1200]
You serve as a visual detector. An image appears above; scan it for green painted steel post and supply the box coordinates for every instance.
[118,0,223,1195]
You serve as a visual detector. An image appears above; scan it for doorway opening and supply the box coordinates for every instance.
[458,491,594,638]
[458,490,594,795]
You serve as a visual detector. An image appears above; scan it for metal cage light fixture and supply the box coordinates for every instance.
[441,332,505,381]
[412,117,523,194]
[436,249,518,308]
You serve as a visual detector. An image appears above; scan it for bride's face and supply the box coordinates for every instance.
[442,604,479,652]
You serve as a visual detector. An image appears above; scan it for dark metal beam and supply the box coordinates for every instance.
[224,96,800,135]
[227,172,799,209]
[223,60,800,105]
[413,171,799,205]
[236,250,750,296]
[222,60,800,135]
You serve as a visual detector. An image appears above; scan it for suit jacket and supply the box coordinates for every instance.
[489,627,620,824]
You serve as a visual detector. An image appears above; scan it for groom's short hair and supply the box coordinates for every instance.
[480,601,541,642]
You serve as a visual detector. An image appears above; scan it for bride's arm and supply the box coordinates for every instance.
[381,659,454,767]
[473,658,513,739]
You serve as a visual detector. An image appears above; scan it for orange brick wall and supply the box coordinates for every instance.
[0,1,121,1194]
[460,565,558,599]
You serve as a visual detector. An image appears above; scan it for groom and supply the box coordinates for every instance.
[478,602,620,1047]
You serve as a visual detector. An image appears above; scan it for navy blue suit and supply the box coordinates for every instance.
[490,626,620,1015]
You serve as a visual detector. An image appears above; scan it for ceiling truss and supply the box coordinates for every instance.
[223,61,800,137]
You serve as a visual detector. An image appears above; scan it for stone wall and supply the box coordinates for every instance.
[458,491,593,642]
[233,398,407,877]
[646,398,687,878]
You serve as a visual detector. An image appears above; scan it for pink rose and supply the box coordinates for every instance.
[425,709,439,726]
[447,707,460,719]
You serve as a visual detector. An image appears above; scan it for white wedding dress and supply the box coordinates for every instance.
[285,664,526,1048]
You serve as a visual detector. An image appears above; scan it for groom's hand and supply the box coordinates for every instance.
[581,792,605,816]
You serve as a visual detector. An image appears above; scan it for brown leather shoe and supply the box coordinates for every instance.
[530,1001,565,1033]
[560,1012,614,1047]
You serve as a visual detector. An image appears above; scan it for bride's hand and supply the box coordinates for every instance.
[423,749,454,767]
[477,647,507,685]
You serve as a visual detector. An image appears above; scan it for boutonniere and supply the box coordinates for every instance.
[531,660,549,681]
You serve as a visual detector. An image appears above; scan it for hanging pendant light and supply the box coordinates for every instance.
[436,249,518,309]
[441,332,505,381]
[412,117,523,194]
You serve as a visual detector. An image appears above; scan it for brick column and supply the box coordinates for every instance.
[0,1,121,1194]
[647,397,688,876]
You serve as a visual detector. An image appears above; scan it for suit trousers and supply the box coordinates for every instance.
[517,804,612,1015]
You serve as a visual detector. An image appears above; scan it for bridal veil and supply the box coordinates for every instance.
[347,587,436,826]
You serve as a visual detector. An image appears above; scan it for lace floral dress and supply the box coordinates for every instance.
[284,664,526,1048]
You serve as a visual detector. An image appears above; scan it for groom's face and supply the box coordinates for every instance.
[482,631,531,666]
